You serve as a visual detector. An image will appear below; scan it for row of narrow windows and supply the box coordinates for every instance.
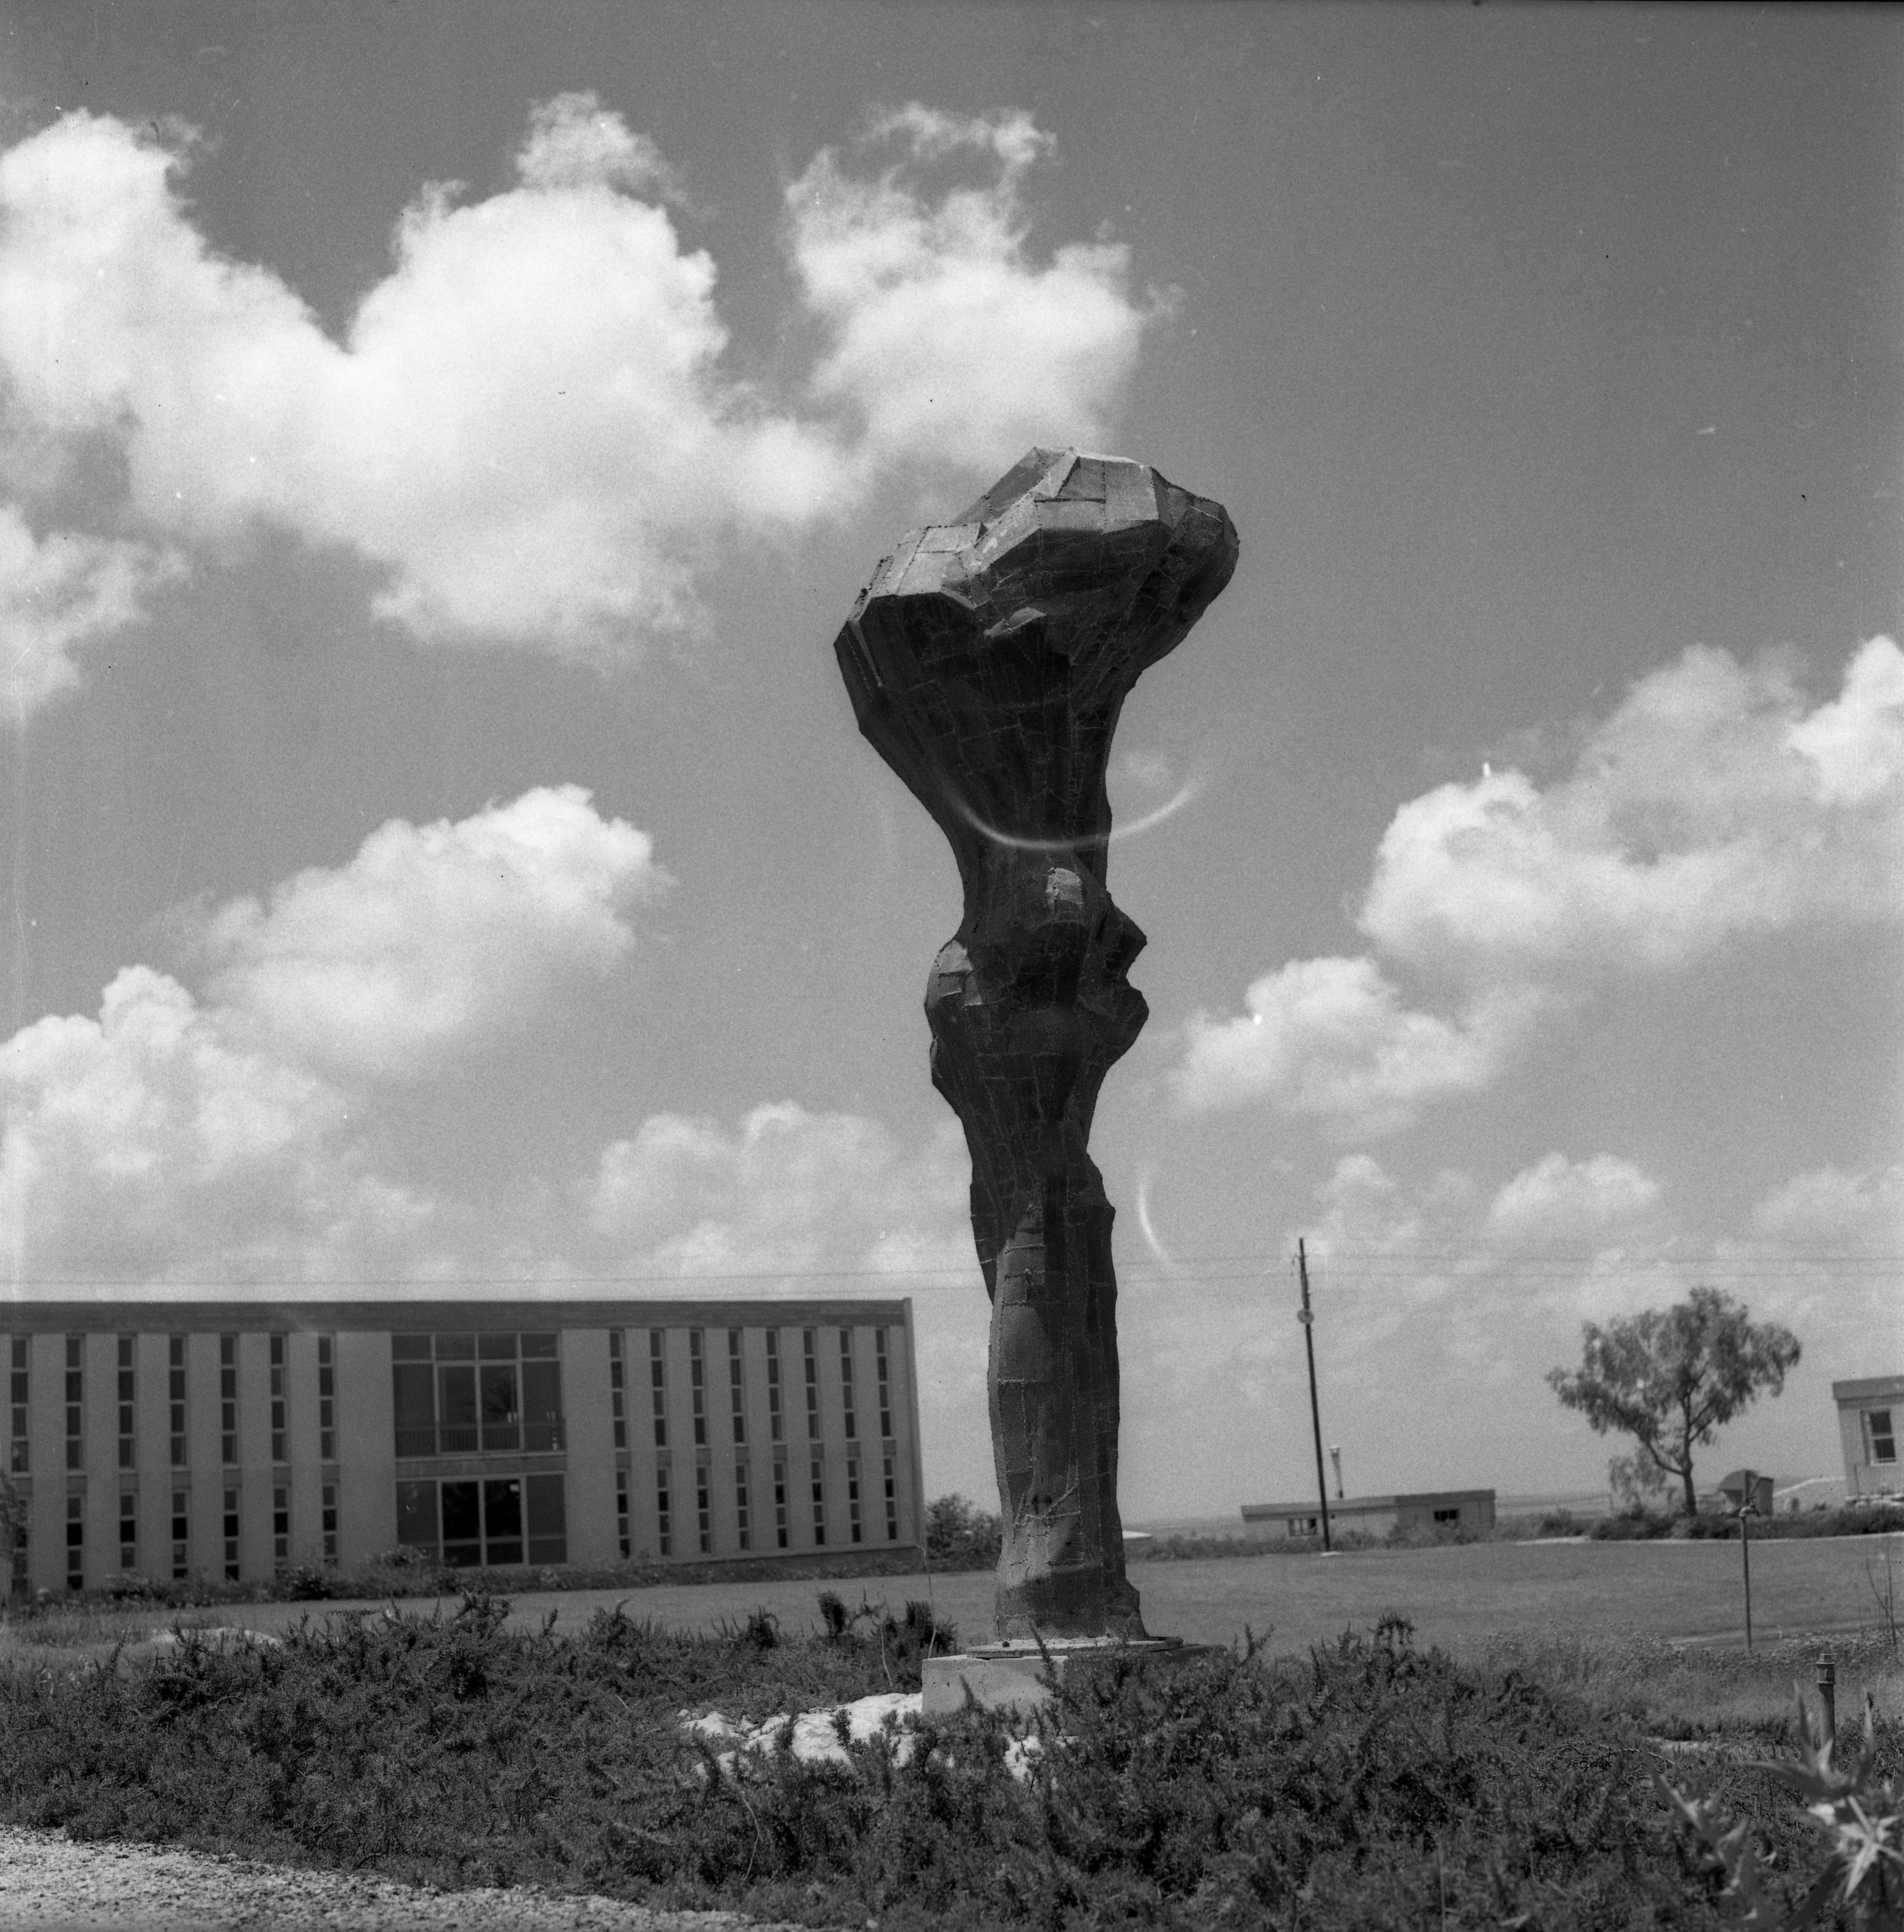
[8,1335,335,1475]
[613,1452,902,1560]
[14,1481,341,1593]
[607,1325,896,1455]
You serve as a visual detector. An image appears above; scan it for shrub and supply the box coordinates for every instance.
[924,1494,1001,1571]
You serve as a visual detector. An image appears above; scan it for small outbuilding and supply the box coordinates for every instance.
[1832,1374,1902,1497]
[1240,1489,1496,1540]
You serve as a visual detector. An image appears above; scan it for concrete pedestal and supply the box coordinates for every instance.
[921,1636,1223,1718]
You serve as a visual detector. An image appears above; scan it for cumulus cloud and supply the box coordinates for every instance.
[1177,956,1538,1132]
[0,509,184,721]
[587,1101,971,1286]
[0,94,1151,707]
[1753,1164,1904,1246]
[0,967,431,1283]
[787,104,1152,471]
[2,788,664,1280]
[1179,636,1904,1130]
[1485,1152,1661,1241]
[176,786,666,1078]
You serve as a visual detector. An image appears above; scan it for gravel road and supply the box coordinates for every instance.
[0,1825,809,1932]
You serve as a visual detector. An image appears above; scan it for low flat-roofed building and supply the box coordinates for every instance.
[1240,1489,1496,1540]
[1,1299,924,1595]
[1832,1374,1903,1498]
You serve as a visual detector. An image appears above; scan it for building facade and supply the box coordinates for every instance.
[1240,1489,1498,1540]
[1832,1374,1902,1498]
[2,1299,925,1595]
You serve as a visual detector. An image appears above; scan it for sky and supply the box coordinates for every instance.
[0,1,1899,1522]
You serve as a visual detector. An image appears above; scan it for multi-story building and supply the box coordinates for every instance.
[1,1299,924,1595]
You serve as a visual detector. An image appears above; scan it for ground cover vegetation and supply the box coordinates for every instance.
[1,1588,1899,1929]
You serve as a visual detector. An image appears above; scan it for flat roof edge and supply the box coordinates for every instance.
[0,1297,916,1330]
[1833,1375,1904,1401]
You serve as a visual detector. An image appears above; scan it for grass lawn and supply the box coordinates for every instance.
[69,1527,1895,1657]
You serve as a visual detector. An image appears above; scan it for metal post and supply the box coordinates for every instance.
[1739,1468,1755,1652]
[1297,1240,1333,1553]
[1815,1654,1836,1750]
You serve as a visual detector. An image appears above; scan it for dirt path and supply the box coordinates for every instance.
[0,1826,805,1932]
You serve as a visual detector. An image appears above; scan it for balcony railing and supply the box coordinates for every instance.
[394,1419,565,1457]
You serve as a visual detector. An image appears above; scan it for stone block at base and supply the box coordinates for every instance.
[922,1637,1223,1718]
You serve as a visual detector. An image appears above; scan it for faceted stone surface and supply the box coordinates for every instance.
[834,447,1238,1639]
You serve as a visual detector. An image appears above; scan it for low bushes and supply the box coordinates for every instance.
[2,1593,1892,1927]
[1591,1500,1904,1543]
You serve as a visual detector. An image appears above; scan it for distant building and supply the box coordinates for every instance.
[2,1298,925,1595]
[1832,1374,1902,1498]
[1240,1489,1496,1540]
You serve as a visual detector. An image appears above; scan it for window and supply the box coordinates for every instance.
[317,1337,335,1462]
[390,1333,562,1456]
[649,1332,667,1448]
[273,1485,289,1571]
[655,1467,671,1557]
[773,1461,788,1550]
[321,1483,337,1566]
[875,1328,893,1441]
[688,1331,706,1447]
[727,1330,745,1444]
[1869,1410,1898,1465]
[883,1455,898,1542]
[608,1331,626,1449]
[615,1469,630,1558]
[395,1473,566,1567]
[171,1491,188,1581]
[734,1465,750,1552]
[810,1457,826,1546]
[117,1337,135,1469]
[168,1337,187,1468]
[1433,1507,1461,1525]
[10,1514,26,1595]
[119,1491,137,1572]
[66,1494,83,1592]
[803,1329,820,1442]
[220,1336,237,1467]
[11,1336,28,1475]
[839,1329,857,1442]
[696,1465,711,1555]
[847,1457,862,1543]
[269,1335,286,1463]
[223,1487,240,1580]
[65,1336,83,1471]
[766,1331,783,1443]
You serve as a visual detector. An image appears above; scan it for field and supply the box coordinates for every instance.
[16,1528,1889,1659]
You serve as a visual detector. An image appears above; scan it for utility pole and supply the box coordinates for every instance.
[1297,1239,1333,1553]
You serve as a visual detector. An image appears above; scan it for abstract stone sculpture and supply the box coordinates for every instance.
[833,447,1238,1639]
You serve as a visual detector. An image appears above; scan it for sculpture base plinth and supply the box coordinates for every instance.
[921,1636,1223,1718]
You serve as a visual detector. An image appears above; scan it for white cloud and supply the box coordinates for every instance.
[1176,955,1538,1131]
[0,508,184,721]
[788,105,1152,472]
[0,95,1152,706]
[0,966,431,1283]
[177,786,666,1079]
[1,787,666,1279]
[1180,636,1904,1129]
[587,1101,971,1285]
[1485,1152,1661,1241]
[1753,1164,1904,1246]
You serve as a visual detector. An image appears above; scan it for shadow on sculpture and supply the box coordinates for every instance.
[833,447,1238,1640]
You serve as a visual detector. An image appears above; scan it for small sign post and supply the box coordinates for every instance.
[1738,1467,1756,1652]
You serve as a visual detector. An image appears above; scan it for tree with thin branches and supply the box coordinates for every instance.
[1546,1286,1801,1516]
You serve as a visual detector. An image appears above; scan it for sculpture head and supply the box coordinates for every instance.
[833,447,1239,878]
